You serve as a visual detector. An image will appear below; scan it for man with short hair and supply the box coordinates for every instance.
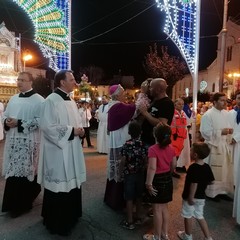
[2,71,44,218]
[171,98,188,178]
[78,101,93,148]
[140,78,174,146]
[38,70,86,236]
[200,92,233,200]
[96,95,109,154]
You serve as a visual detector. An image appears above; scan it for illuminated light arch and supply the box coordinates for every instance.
[156,0,201,142]
[11,0,71,71]
[156,0,197,74]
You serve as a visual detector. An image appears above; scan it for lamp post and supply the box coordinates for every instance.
[219,0,229,92]
[22,52,32,71]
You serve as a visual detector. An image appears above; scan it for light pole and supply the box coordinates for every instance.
[219,0,229,92]
[22,52,32,71]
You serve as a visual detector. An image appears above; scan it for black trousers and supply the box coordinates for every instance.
[82,127,92,146]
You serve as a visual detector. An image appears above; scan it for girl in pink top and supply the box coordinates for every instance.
[143,124,177,240]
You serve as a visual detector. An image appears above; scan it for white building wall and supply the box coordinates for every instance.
[173,20,240,100]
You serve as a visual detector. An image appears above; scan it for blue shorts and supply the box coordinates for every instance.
[124,172,144,200]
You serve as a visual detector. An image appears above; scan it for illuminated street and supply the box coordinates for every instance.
[0,135,239,239]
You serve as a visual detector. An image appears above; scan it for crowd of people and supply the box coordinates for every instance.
[102,78,240,240]
[0,71,239,239]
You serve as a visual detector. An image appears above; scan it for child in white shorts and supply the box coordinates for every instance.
[177,142,215,240]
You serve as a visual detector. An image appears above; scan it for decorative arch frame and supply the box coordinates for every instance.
[11,0,71,71]
[0,38,11,47]
[155,0,201,142]
[156,0,198,74]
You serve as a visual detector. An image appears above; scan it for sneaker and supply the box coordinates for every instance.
[143,234,159,240]
[161,234,170,240]
[177,231,192,240]
[120,220,135,230]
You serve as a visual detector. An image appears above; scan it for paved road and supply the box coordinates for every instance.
[0,136,239,240]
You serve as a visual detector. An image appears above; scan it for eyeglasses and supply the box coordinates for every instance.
[16,78,31,82]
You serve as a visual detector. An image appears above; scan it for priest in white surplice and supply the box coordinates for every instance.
[229,90,240,224]
[96,95,109,154]
[200,92,234,200]
[2,72,44,218]
[38,70,86,236]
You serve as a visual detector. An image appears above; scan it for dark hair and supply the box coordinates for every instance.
[153,124,172,148]
[20,71,34,82]
[192,142,210,159]
[235,90,240,99]
[211,92,225,102]
[128,121,141,139]
[54,70,73,88]
[102,94,108,99]
[183,97,190,105]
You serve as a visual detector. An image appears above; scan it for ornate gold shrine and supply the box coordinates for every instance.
[0,22,20,103]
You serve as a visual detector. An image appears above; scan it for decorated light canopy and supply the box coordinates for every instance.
[156,0,197,74]
[11,0,71,71]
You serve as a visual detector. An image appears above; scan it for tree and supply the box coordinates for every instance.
[32,75,52,98]
[143,44,187,97]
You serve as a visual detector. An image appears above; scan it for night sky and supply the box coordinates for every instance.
[0,0,240,86]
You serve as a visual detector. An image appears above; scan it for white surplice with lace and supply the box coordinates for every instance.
[37,93,86,193]
[2,94,44,181]
[200,107,234,198]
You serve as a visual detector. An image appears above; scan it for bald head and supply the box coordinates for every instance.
[150,78,168,98]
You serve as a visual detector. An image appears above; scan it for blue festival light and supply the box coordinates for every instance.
[11,0,71,71]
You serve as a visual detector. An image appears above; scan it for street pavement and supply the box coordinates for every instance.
[0,135,239,240]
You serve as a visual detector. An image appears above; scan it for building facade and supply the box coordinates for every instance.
[173,20,240,99]
[0,22,20,103]
[0,22,47,104]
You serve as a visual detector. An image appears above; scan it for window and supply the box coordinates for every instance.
[226,46,232,62]
[212,83,215,92]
